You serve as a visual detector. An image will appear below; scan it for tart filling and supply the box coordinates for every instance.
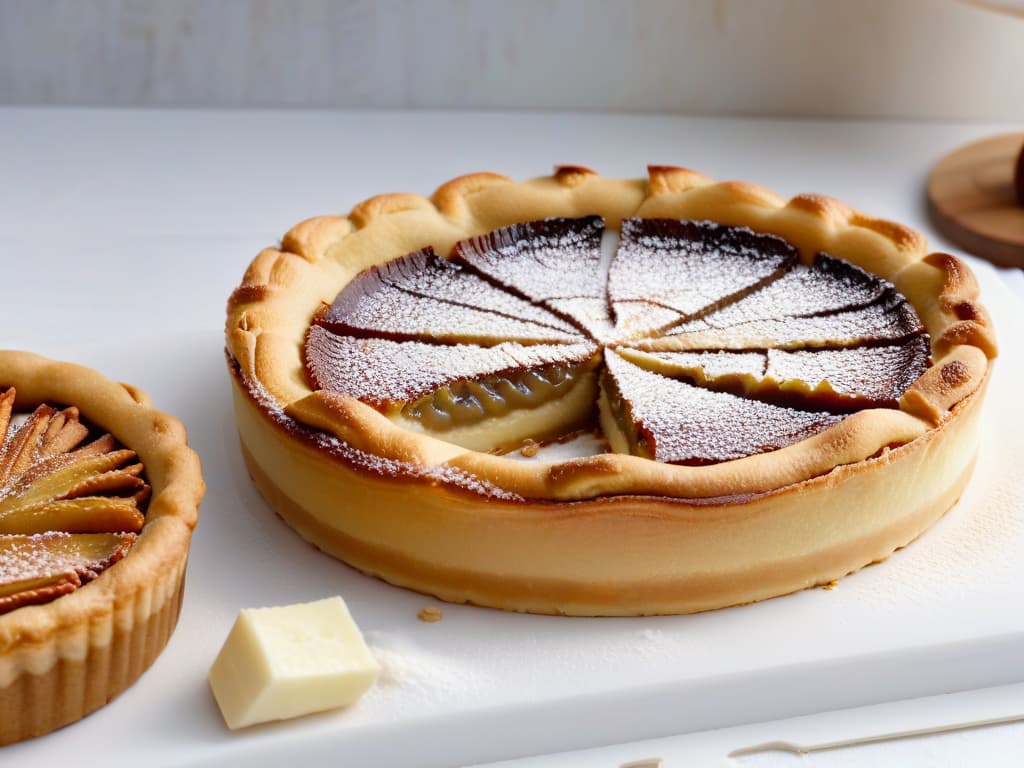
[320,247,582,345]
[303,214,931,461]
[0,532,135,613]
[609,218,797,336]
[225,166,997,616]
[0,390,149,614]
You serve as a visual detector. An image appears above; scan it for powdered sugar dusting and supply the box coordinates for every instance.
[364,630,490,703]
[604,351,842,464]
[610,218,796,324]
[689,252,892,329]
[322,247,581,344]
[305,329,597,408]
[453,216,606,302]
[0,532,135,586]
[666,292,924,350]
[636,340,930,407]
[766,339,930,404]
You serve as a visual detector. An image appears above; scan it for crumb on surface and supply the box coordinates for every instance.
[823,580,839,590]
[418,605,443,623]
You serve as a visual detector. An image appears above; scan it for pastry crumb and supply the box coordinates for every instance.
[823,580,839,590]
[519,439,540,458]
[417,605,443,622]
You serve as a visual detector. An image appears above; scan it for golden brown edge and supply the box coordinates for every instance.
[223,165,996,500]
[0,350,204,744]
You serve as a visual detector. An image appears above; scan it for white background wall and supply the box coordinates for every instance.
[1,0,1022,119]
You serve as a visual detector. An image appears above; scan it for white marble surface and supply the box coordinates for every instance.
[2,0,1024,119]
[0,108,1022,767]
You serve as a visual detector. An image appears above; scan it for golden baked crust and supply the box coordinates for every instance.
[225,166,996,616]
[0,351,203,744]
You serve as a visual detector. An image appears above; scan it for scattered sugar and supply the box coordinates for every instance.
[668,292,924,350]
[364,631,489,702]
[610,218,796,321]
[453,216,606,302]
[691,253,891,329]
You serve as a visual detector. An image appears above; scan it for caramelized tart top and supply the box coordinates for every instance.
[302,216,932,463]
[0,388,148,614]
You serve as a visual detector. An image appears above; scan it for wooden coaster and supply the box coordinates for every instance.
[927,132,1024,268]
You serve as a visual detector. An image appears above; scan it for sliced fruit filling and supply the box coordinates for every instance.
[402,363,589,430]
[0,531,136,613]
[304,216,930,463]
[0,388,149,615]
[304,329,600,450]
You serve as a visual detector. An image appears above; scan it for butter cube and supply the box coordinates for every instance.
[208,596,379,730]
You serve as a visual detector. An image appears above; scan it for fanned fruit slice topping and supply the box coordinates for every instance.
[0,388,148,614]
[304,215,931,460]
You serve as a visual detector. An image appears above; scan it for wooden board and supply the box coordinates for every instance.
[927,133,1024,268]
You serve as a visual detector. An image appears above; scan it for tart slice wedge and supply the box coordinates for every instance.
[618,337,931,410]
[304,328,601,451]
[645,290,926,351]
[609,218,797,337]
[601,350,844,464]
[318,247,582,345]
[451,216,609,337]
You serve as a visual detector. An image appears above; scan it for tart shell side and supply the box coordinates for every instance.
[231,367,987,617]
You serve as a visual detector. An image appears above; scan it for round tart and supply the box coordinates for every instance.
[0,351,203,744]
[225,166,996,617]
